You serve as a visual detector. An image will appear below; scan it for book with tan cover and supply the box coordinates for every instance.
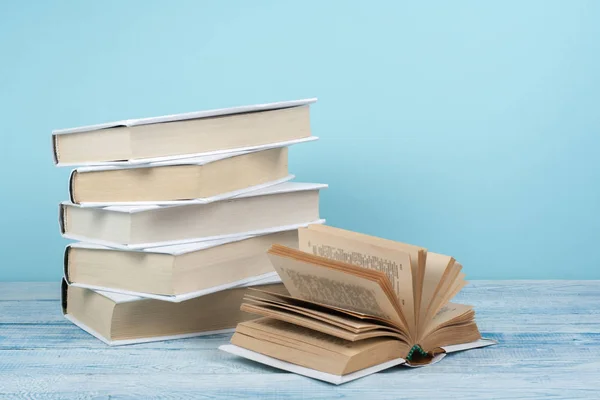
[68,147,290,204]
[53,98,316,166]
[59,182,326,249]
[61,279,289,346]
[63,225,324,301]
[221,225,495,384]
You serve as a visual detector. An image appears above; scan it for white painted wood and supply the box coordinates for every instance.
[0,281,599,399]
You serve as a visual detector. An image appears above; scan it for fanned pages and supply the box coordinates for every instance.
[223,225,495,384]
[298,226,416,334]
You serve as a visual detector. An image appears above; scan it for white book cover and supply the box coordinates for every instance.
[65,277,283,305]
[66,314,236,346]
[219,339,496,385]
[64,181,327,211]
[62,277,286,346]
[63,136,318,168]
[220,345,408,385]
[63,222,324,301]
[66,234,258,255]
[59,181,328,249]
[64,216,325,255]
[62,218,326,250]
[53,98,317,166]
[66,271,282,303]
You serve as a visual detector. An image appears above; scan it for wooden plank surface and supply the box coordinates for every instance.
[0,281,599,399]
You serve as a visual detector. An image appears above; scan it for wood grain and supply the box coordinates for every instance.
[0,281,599,399]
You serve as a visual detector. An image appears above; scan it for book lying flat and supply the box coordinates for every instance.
[64,226,323,301]
[71,174,294,208]
[61,279,288,345]
[220,338,494,385]
[68,146,292,204]
[59,182,326,249]
[53,98,316,166]
[222,224,495,383]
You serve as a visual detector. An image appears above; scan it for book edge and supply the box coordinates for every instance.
[61,219,325,250]
[65,314,235,346]
[219,344,407,385]
[68,271,282,302]
[72,174,296,208]
[53,98,317,135]
[57,136,318,168]
[61,183,327,213]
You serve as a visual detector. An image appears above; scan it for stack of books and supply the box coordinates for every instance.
[52,99,327,345]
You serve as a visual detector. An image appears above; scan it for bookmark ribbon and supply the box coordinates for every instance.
[406,344,429,362]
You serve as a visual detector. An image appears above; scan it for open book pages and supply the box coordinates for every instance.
[223,224,495,383]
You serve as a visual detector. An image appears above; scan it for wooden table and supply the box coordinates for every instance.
[1,281,599,399]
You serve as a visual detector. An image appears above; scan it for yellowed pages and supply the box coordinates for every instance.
[305,224,426,272]
[232,318,410,375]
[304,225,427,335]
[422,303,474,338]
[267,250,406,330]
[420,320,481,352]
[247,289,404,331]
[237,318,365,355]
[244,294,390,333]
[298,227,415,334]
[241,303,407,341]
[418,252,455,334]
[424,266,464,323]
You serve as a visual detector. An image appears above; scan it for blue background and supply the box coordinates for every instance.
[1,0,599,281]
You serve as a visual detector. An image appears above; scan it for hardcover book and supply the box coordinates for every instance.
[64,226,323,301]
[62,279,288,345]
[53,98,316,166]
[220,225,495,384]
[59,182,326,249]
[68,147,291,204]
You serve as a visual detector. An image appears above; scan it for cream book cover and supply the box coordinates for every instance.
[53,98,317,166]
[62,279,288,346]
[59,182,327,249]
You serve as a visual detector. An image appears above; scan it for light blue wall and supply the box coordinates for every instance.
[1,0,599,281]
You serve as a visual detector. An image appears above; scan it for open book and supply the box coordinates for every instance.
[220,225,495,384]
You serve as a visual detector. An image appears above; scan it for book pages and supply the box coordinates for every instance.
[73,174,294,208]
[54,99,317,135]
[298,227,415,334]
[219,344,406,385]
[267,251,405,328]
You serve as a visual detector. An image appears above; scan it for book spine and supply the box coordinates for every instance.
[68,170,77,203]
[63,245,73,283]
[58,203,67,234]
[60,279,69,315]
[51,134,60,165]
